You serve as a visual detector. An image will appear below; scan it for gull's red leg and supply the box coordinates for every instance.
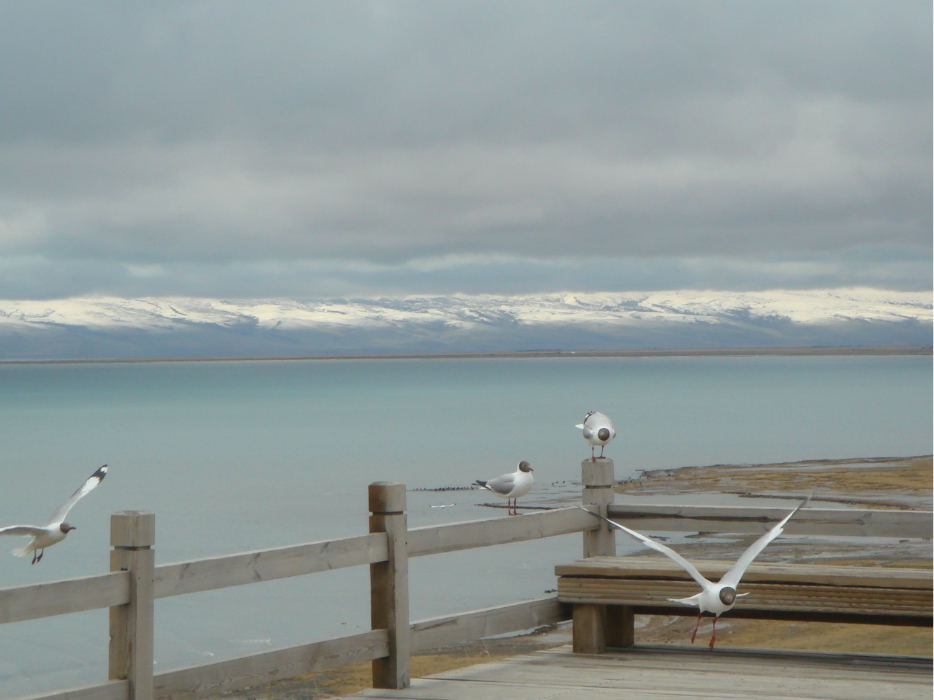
[690,611,702,643]
[709,617,718,650]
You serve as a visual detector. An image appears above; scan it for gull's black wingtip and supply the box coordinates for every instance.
[92,465,108,481]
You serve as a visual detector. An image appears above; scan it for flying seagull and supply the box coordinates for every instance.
[579,496,809,649]
[476,461,534,516]
[576,411,615,461]
[0,465,108,564]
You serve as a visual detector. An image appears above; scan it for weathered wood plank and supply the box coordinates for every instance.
[408,508,595,557]
[558,558,930,592]
[152,630,389,699]
[556,557,934,589]
[410,596,569,651]
[607,504,933,539]
[14,681,128,700]
[0,572,129,625]
[153,533,387,598]
[15,681,128,700]
[347,647,933,700]
[558,579,932,617]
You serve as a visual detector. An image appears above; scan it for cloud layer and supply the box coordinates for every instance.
[0,1,930,300]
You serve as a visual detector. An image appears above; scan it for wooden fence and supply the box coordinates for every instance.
[1,459,930,700]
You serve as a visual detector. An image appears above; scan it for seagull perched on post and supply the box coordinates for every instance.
[0,465,108,564]
[476,461,534,516]
[580,496,809,649]
[576,411,615,461]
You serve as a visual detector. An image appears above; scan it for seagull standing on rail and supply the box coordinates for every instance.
[476,461,534,515]
[0,465,108,564]
[580,496,809,649]
[576,411,615,461]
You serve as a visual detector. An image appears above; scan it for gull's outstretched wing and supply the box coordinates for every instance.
[46,465,108,526]
[578,507,711,590]
[719,496,810,589]
[480,472,516,496]
[0,525,45,537]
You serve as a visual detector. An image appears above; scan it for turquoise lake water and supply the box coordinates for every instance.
[0,355,930,696]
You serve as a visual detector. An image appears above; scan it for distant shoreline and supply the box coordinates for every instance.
[1,345,930,365]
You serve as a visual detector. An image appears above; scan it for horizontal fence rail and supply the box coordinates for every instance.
[411,596,569,652]
[0,571,130,625]
[409,507,597,557]
[17,680,128,700]
[152,629,390,700]
[153,532,389,599]
[607,504,934,539]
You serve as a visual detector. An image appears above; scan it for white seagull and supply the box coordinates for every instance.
[576,411,615,461]
[580,496,809,649]
[476,461,534,516]
[0,465,108,564]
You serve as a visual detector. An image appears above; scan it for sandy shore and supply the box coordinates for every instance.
[214,455,932,699]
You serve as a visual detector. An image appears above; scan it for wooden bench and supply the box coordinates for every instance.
[556,556,933,654]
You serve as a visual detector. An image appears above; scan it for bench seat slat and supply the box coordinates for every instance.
[555,557,933,590]
[558,579,932,617]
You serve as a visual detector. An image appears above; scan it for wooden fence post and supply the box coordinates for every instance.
[369,482,410,689]
[109,510,155,700]
[578,459,632,651]
[581,458,615,558]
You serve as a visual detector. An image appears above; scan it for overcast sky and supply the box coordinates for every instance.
[0,1,930,300]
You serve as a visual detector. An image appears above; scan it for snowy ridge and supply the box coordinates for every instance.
[0,288,929,333]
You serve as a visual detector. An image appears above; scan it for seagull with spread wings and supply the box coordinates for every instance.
[0,465,108,564]
[580,496,809,648]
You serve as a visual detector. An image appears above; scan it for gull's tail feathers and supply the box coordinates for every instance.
[12,544,32,557]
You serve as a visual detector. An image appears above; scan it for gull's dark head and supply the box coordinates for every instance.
[718,587,737,606]
[60,523,76,534]
[597,427,611,442]
[518,461,533,472]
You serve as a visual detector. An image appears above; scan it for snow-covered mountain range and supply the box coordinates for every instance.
[1,288,930,359]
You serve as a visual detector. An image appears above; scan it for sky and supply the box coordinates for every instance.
[0,0,930,301]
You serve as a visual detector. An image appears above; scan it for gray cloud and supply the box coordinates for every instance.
[0,1,930,297]
[0,246,928,300]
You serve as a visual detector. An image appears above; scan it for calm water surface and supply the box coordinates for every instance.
[0,355,930,696]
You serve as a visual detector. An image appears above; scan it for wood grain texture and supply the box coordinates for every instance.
[410,596,569,651]
[369,483,410,690]
[408,507,595,558]
[556,557,934,589]
[572,604,606,654]
[15,680,128,700]
[345,646,933,699]
[557,558,932,621]
[559,578,932,616]
[582,461,615,559]
[606,504,933,538]
[153,533,388,598]
[152,630,389,700]
[108,511,155,700]
[0,572,129,624]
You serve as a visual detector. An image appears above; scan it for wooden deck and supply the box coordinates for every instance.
[347,645,932,700]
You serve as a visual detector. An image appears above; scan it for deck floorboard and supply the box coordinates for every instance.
[346,645,932,700]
